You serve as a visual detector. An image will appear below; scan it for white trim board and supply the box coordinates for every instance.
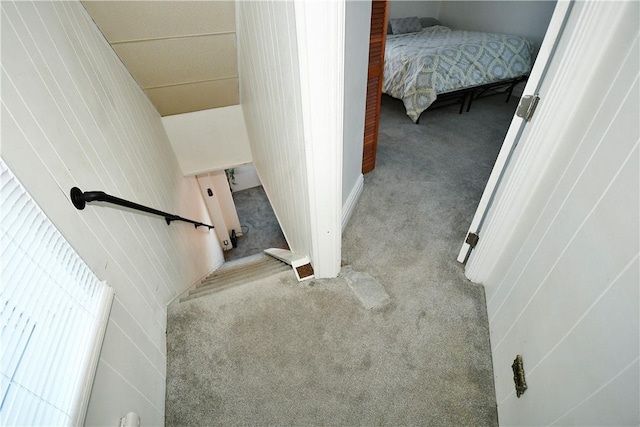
[342,173,364,233]
[76,287,114,425]
[294,0,346,278]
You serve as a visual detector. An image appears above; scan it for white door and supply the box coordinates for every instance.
[457,0,574,263]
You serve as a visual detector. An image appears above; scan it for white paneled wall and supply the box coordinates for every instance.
[1,1,223,424]
[236,1,312,257]
[237,1,345,277]
[466,1,639,425]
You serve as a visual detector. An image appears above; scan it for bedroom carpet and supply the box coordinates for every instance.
[166,93,518,426]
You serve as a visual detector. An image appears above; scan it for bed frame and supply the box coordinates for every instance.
[415,75,528,123]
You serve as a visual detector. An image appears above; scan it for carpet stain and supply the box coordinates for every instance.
[416,309,427,330]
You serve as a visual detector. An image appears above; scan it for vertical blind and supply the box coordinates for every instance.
[0,160,114,426]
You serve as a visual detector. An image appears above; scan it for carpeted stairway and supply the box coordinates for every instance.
[166,93,518,426]
[180,254,290,303]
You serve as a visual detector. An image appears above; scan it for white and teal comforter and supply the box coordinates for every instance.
[383,26,533,122]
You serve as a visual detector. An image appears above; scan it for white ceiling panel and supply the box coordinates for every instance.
[82,0,235,42]
[113,34,238,89]
[145,78,239,116]
[82,0,239,116]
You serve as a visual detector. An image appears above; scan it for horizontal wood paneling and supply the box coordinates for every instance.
[1,1,223,424]
[85,360,164,426]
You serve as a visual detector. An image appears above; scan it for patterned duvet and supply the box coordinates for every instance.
[383,26,533,122]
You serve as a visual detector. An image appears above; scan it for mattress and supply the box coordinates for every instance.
[383,25,533,122]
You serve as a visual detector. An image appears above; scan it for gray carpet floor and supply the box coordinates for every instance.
[166,93,517,426]
[225,186,289,262]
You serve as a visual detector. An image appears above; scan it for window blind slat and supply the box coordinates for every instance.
[0,160,114,425]
[45,304,86,407]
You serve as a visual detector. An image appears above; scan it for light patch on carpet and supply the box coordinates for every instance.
[341,266,390,309]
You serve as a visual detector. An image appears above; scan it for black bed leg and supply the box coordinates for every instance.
[506,79,518,102]
[466,90,474,112]
[459,92,467,114]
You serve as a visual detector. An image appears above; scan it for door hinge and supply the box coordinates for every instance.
[516,94,540,122]
[466,232,479,248]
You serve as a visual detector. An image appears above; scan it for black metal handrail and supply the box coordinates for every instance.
[70,187,214,230]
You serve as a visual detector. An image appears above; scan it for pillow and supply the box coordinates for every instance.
[389,16,422,35]
[419,17,441,28]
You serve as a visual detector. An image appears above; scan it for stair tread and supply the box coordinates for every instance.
[200,260,275,285]
[199,261,287,286]
[218,252,268,270]
[201,256,278,281]
[181,265,291,302]
[191,263,290,296]
[180,253,291,303]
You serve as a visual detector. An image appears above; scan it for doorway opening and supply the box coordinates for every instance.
[366,0,557,260]
[225,165,288,262]
[196,164,288,263]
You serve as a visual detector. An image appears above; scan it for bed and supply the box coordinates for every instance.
[383,18,533,123]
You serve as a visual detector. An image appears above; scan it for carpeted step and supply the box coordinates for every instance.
[191,262,289,296]
[198,258,274,287]
[180,255,290,303]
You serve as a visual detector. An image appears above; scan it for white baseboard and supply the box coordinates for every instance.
[342,174,364,233]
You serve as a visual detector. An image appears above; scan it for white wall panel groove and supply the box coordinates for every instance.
[1,1,223,424]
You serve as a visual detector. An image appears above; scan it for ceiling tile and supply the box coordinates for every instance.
[146,78,239,116]
[112,34,237,89]
[82,1,235,42]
